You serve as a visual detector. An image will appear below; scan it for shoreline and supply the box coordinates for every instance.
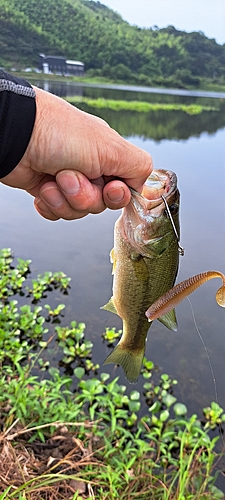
[13,72,225,98]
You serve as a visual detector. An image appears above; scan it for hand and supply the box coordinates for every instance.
[1,87,152,220]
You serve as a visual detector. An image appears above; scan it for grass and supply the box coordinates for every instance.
[0,248,224,499]
[65,96,218,115]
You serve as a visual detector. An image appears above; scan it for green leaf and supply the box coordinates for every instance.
[130,390,140,401]
[74,367,85,379]
[173,403,188,416]
[162,393,177,407]
[0,486,12,498]
[149,401,161,413]
[160,409,170,422]
[100,373,110,382]
[129,400,141,413]
[144,360,154,371]
[210,485,225,499]
[39,341,47,348]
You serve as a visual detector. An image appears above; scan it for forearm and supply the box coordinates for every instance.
[0,70,36,178]
[0,72,152,221]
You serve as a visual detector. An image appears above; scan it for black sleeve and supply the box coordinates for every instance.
[0,70,36,179]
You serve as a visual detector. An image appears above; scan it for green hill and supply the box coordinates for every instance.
[0,0,225,88]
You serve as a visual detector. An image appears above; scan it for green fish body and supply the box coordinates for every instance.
[102,169,180,383]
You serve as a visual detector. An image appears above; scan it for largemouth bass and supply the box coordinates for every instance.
[102,169,181,383]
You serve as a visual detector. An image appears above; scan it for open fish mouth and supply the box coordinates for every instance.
[142,169,178,208]
[129,169,178,216]
[124,169,181,258]
[143,170,175,199]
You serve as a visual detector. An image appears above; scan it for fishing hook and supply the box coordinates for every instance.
[161,195,185,256]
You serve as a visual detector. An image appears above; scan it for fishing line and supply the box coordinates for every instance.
[187,296,218,404]
[161,195,185,256]
[187,296,224,442]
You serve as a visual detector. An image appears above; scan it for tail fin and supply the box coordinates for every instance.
[104,343,145,384]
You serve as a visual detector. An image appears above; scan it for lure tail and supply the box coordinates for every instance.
[146,270,225,321]
[104,342,145,384]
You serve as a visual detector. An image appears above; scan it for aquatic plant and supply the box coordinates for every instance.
[0,248,224,499]
[66,96,218,115]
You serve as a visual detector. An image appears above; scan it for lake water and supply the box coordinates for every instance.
[1,82,225,425]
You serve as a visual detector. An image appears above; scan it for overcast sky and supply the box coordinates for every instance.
[100,0,225,45]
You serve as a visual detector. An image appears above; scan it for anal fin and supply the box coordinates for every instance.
[100,297,119,316]
[157,308,178,331]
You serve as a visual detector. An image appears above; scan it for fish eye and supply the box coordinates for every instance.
[164,203,179,217]
[169,204,179,215]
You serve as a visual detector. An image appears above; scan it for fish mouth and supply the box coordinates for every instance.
[130,169,178,212]
[123,169,180,257]
[142,169,177,207]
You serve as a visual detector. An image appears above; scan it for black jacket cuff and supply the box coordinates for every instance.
[0,71,36,178]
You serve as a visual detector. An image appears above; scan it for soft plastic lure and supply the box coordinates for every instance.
[146,270,225,322]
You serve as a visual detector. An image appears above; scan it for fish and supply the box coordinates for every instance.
[146,270,225,321]
[102,169,181,383]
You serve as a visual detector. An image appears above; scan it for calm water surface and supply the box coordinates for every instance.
[33,79,225,99]
[1,83,225,424]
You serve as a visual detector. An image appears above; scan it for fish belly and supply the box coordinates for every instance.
[113,215,179,347]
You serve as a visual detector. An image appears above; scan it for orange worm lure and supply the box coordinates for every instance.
[146,270,225,322]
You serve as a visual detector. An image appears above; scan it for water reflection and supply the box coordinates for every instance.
[35,80,84,97]
[33,79,225,101]
[32,79,225,140]
[76,104,225,140]
[0,82,224,422]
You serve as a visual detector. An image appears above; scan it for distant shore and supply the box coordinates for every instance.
[14,71,225,95]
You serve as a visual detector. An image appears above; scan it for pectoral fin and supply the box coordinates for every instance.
[157,309,178,331]
[110,248,116,275]
[100,297,119,315]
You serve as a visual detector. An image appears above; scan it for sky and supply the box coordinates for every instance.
[100,0,225,45]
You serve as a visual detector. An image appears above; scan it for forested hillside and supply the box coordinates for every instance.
[0,0,224,87]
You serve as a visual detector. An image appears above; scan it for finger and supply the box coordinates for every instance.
[35,172,107,220]
[117,144,153,192]
[36,182,91,220]
[97,131,153,192]
[34,197,61,220]
[103,180,131,210]
[35,191,89,220]
[56,170,106,214]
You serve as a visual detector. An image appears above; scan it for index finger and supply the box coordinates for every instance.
[99,133,153,193]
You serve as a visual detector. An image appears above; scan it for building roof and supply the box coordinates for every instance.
[66,60,84,66]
